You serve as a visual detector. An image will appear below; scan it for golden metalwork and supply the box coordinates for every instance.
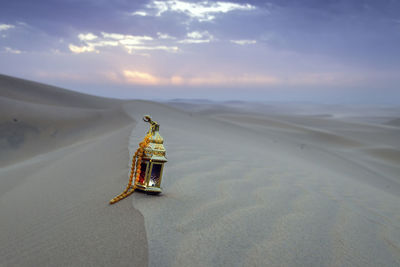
[152,150,166,156]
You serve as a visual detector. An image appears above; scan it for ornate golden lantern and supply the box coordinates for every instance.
[110,115,166,204]
[135,115,167,193]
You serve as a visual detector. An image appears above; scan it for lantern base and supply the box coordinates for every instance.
[135,185,162,194]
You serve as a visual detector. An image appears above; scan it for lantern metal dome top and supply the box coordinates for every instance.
[143,115,167,162]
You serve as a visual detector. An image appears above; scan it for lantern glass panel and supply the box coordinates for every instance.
[138,162,148,184]
[149,163,162,187]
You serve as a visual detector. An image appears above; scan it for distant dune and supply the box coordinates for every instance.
[0,74,132,166]
[0,74,120,108]
[1,75,400,266]
[386,117,400,127]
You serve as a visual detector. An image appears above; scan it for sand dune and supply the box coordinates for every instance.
[1,76,400,266]
[386,118,400,127]
[0,75,147,266]
[0,75,132,166]
[362,147,400,165]
[127,100,400,266]
[0,74,120,108]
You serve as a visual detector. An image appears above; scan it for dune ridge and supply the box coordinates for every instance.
[0,75,132,167]
[0,75,147,266]
[0,74,120,108]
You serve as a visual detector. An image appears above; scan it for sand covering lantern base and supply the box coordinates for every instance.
[110,115,167,204]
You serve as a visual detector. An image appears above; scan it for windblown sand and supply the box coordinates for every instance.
[0,75,147,266]
[1,75,400,266]
[126,101,400,266]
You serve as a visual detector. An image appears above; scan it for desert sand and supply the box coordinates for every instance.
[0,75,147,266]
[1,75,400,266]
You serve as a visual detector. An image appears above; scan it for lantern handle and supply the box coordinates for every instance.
[143,115,159,133]
[143,115,152,123]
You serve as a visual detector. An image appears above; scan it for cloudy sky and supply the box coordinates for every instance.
[1,0,399,103]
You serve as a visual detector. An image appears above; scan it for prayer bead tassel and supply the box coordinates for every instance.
[109,133,152,204]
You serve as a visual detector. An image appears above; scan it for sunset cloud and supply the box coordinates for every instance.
[118,69,365,88]
[285,72,366,86]
[132,11,148,16]
[101,32,153,43]
[69,32,177,54]
[178,31,214,44]
[68,44,97,53]
[121,70,280,86]
[136,0,256,22]
[4,47,22,54]
[186,74,279,86]
[123,70,160,85]
[124,45,178,53]
[0,24,15,31]
[157,32,176,40]
[230,39,257,45]
[78,33,98,41]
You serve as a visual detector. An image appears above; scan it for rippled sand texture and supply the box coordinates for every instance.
[0,75,148,267]
[1,73,399,266]
[127,101,400,267]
